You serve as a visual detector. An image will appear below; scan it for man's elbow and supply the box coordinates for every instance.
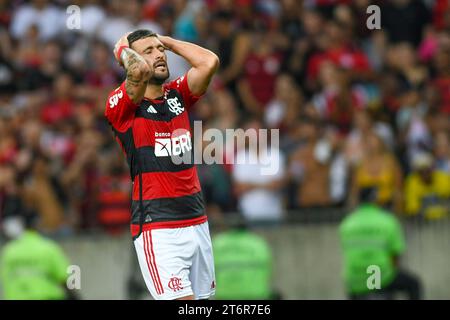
[206,53,220,74]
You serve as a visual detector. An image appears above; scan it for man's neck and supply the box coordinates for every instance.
[145,83,164,99]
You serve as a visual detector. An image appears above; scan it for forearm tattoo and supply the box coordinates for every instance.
[122,48,149,103]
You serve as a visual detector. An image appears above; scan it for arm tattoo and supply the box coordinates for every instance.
[122,48,150,104]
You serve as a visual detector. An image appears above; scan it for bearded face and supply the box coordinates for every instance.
[130,36,170,85]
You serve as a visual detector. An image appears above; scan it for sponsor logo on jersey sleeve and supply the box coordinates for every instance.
[109,89,123,108]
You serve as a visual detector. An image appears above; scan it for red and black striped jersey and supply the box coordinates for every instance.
[105,74,206,236]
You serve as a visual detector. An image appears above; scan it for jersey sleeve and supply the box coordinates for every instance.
[104,81,139,132]
[166,73,204,110]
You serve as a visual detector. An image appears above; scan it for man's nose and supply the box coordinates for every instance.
[154,51,164,60]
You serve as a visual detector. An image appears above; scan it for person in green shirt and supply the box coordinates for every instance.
[213,221,276,300]
[339,187,422,299]
[0,210,71,300]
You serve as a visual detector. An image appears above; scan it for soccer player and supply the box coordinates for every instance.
[104,30,219,300]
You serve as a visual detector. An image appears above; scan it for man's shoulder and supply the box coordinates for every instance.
[164,75,186,91]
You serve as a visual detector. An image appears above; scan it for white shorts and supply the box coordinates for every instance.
[133,221,216,300]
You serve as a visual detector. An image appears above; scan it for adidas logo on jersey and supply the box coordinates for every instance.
[147,105,157,114]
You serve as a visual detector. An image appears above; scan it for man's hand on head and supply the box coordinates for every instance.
[113,32,153,104]
[150,35,219,96]
[155,34,172,51]
[113,32,131,66]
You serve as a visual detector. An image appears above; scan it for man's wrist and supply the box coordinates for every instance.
[117,45,129,64]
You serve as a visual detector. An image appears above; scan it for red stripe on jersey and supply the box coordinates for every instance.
[131,215,207,237]
[132,167,201,201]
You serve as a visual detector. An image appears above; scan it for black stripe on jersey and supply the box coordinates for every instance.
[135,89,185,122]
[132,146,194,176]
[113,127,137,181]
[130,191,205,224]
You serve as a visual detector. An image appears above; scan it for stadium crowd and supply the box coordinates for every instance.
[0,0,449,236]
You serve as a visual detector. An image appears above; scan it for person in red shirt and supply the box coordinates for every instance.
[432,46,450,114]
[97,164,131,235]
[104,30,219,300]
[237,22,282,116]
[306,19,371,86]
[40,73,75,125]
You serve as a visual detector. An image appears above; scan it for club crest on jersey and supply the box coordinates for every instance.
[168,277,183,292]
[167,97,184,115]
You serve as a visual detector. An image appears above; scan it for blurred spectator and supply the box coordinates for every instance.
[418,26,439,63]
[349,130,403,212]
[381,0,431,47]
[61,128,102,230]
[345,110,394,166]
[237,21,282,117]
[0,210,73,300]
[434,131,450,173]
[277,0,305,83]
[340,187,423,300]
[306,18,371,89]
[232,118,286,225]
[431,44,450,115]
[395,86,432,169]
[404,153,450,219]
[312,61,365,135]
[40,73,75,125]
[264,73,303,131]
[96,159,131,235]
[173,0,205,42]
[18,40,65,92]
[198,160,233,216]
[387,42,429,107]
[288,115,334,208]
[0,0,12,29]
[210,10,251,93]
[0,164,22,221]
[196,103,234,214]
[76,0,106,37]
[10,0,65,41]
[84,41,120,89]
[0,28,15,94]
[213,220,275,299]
[22,153,66,235]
